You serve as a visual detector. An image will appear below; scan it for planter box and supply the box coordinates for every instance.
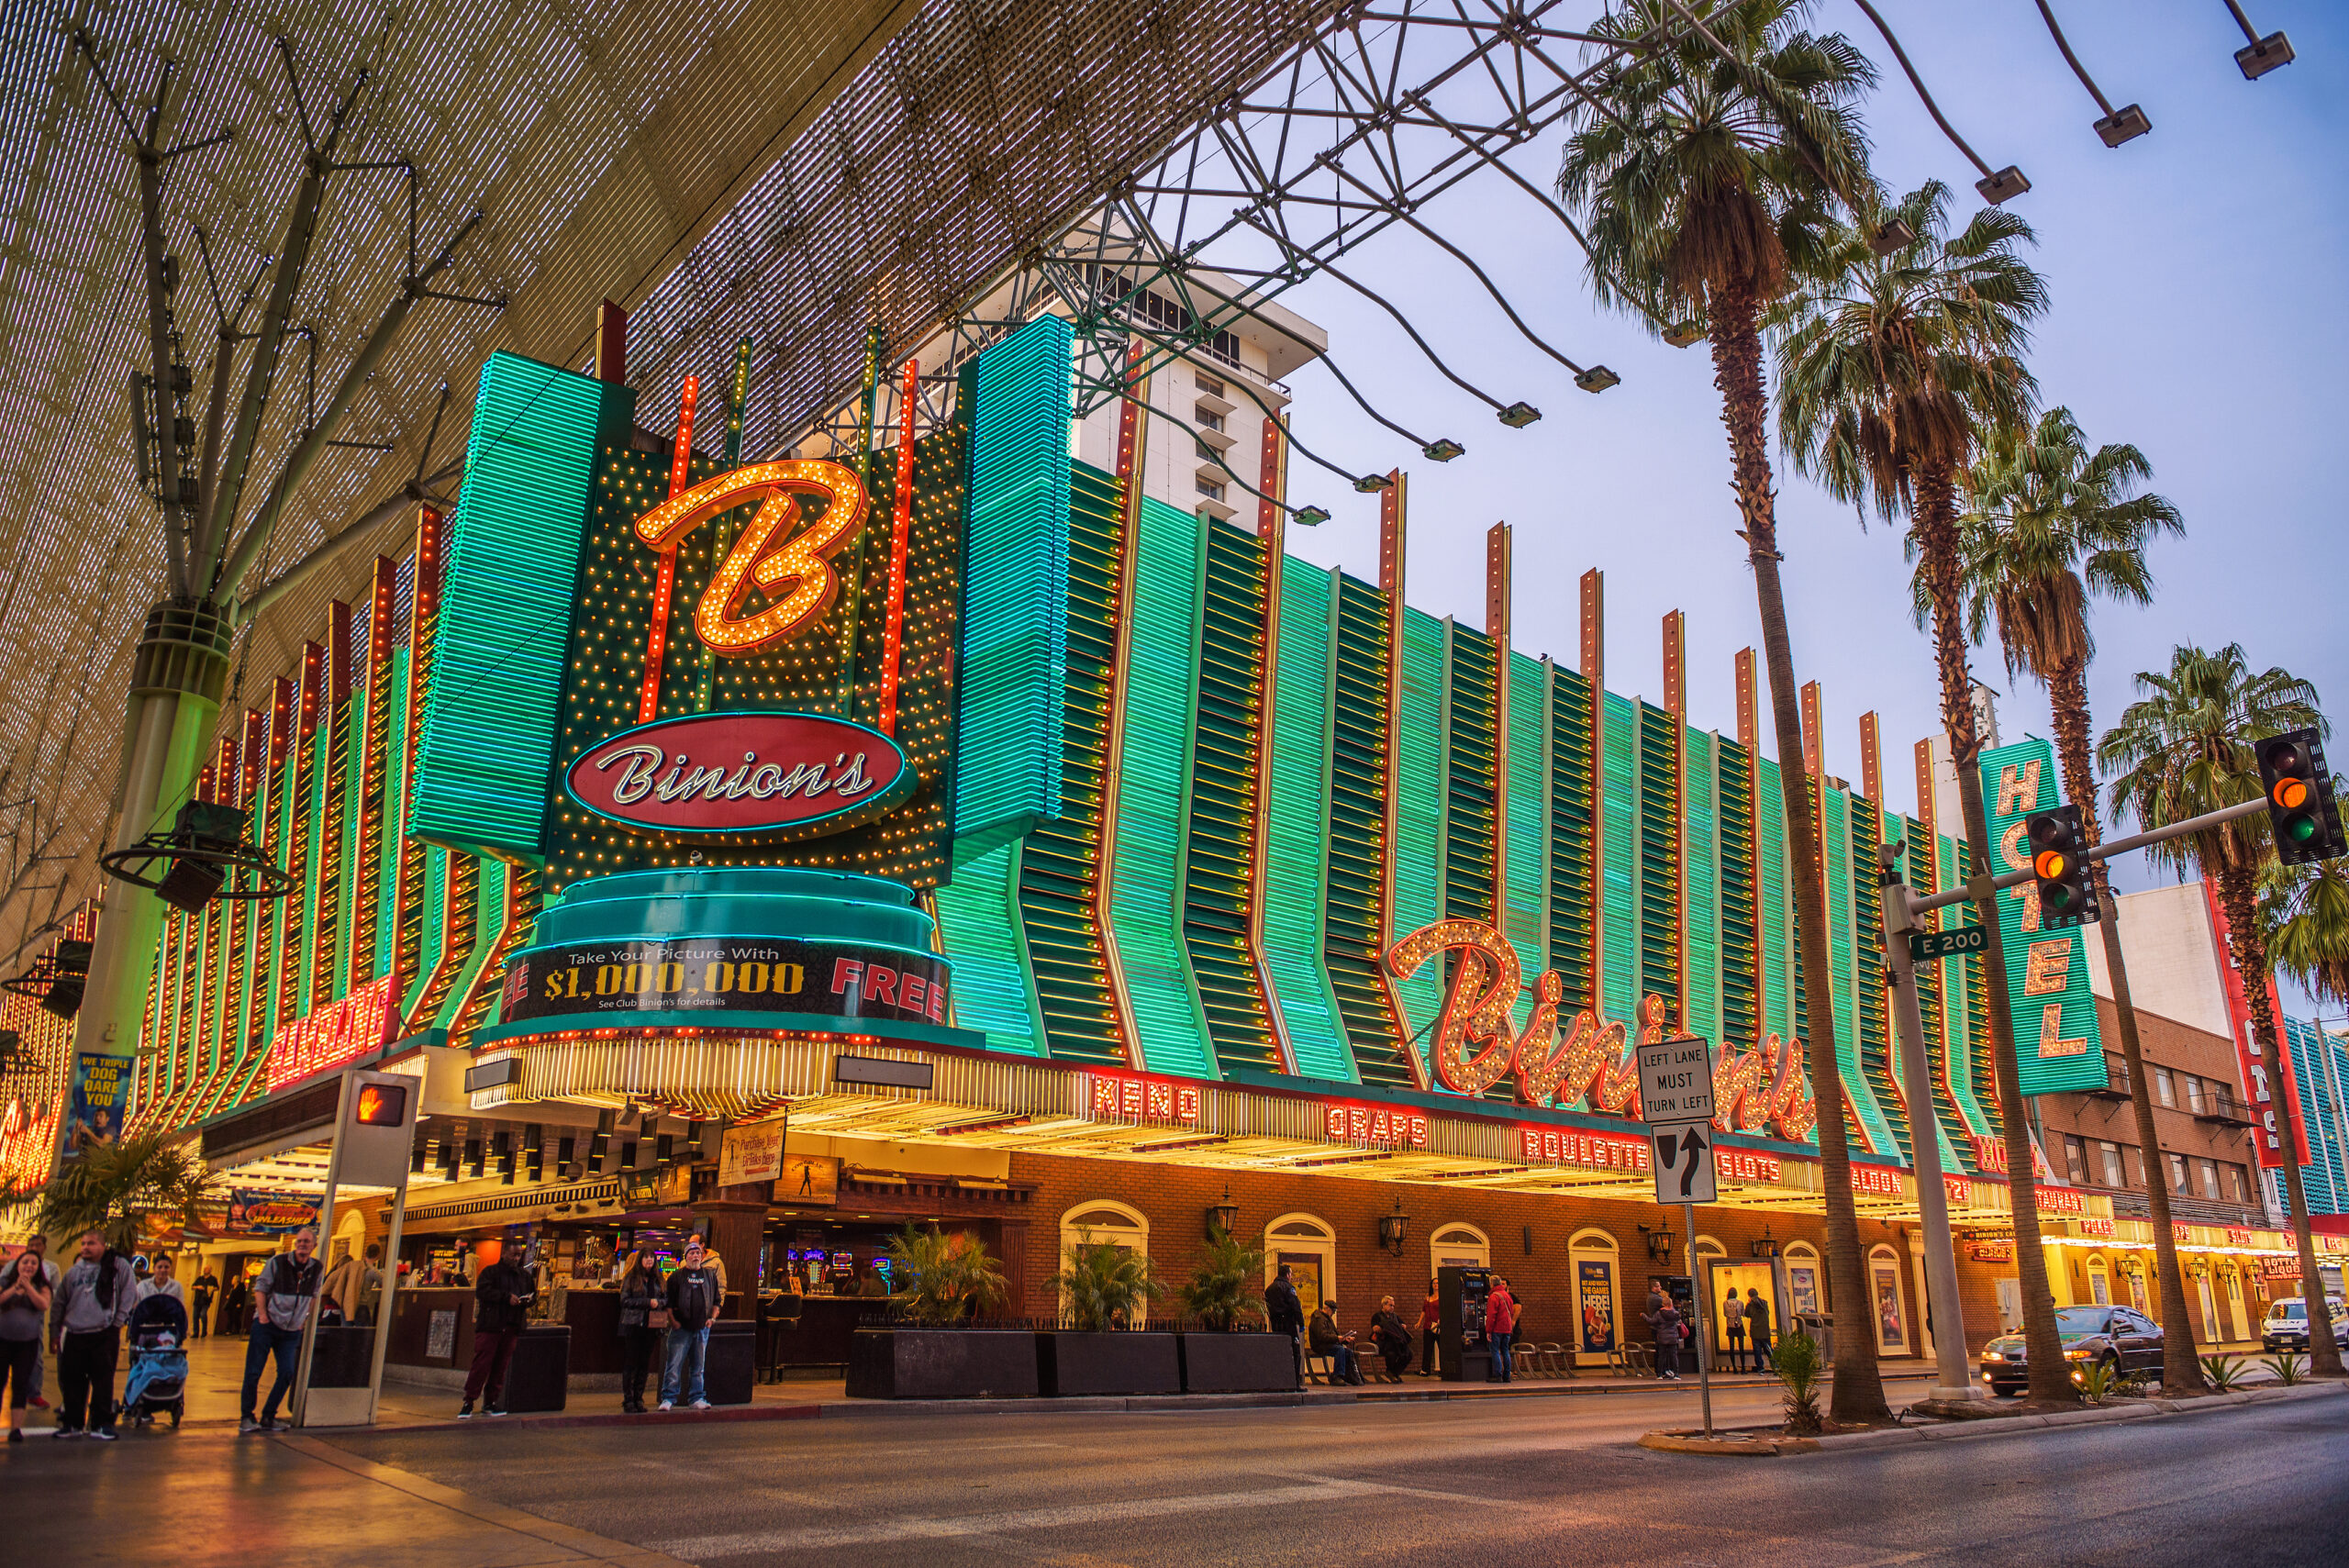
[846,1329,1041,1400]
[1038,1331,1182,1397]
[1178,1331,1299,1394]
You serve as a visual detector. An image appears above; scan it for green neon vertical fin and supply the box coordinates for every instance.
[1325,574,1406,1086]
[1502,651,1547,1030]
[1390,609,1448,1069]
[1265,559,1354,1081]
[1716,735,1758,1049]
[955,315,1072,853]
[1685,728,1721,1048]
[1105,495,1216,1080]
[1600,691,1637,1027]
[1756,756,1792,1044]
[1547,666,1596,1015]
[932,840,1046,1054]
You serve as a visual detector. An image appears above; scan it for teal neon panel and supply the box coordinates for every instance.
[403,845,448,1021]
[375,646,410,980]
[432,856,505,1030]
[1981,735,2109,1095]
[1756,757,1792,1040]
[1600,691,1637,1026]
[1391,608,1448,1064]
[1502,651,1547,1031]
[955,315,1073,855]
[1264,559,1355,1081]
[409,351,622,858]
[1822,787,1897,1155]
[1685,728,1720,1048]
[1105,496,1216,1079]
[932,840,1047,1054]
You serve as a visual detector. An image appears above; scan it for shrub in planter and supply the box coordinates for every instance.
[1036,1230,1178,1396]
[1775,1328,1824,1436]
[845,1224,1035,1400]
[1178,1228,1267,1333]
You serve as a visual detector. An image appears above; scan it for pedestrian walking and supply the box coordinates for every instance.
[138,1253,185,1307]
[50,1229,137,1440]
[1744,1287,1774,1373]
[1,1249,50,1443]
[19,1233,55,1409]
[221,1268,252,1335]
[1265,1263,1305,1380]
[240,1229,323,1432]
[1722,1289,1746,1372]
[1415,1279,1441,1376]
[658,1240,723,1410]
[461,1247,537,1418]
[188,1271,217,1340]
[616,1251,666,1414]
[1485,1275,1518,1384]
[1642,1283,1671,1378]
[1651,1296,1687,1381]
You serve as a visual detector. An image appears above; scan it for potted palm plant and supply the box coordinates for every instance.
[1038,1229,1176,1396]
[845,1224,1037,1399]
[1174,1227,1295,1394]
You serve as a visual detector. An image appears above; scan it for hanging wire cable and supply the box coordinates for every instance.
[2033,1,2150,145]
[1313,349,1455,459]
[1108,314,1386,491]
[1848,0,2031,203]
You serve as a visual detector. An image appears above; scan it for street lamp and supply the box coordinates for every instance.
[1206,1184,1240,1241]
[1644,1226,1676,1262]
[1378,1199,1411,1257]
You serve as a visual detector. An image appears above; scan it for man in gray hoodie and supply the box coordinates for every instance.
[49,1230,135,1440]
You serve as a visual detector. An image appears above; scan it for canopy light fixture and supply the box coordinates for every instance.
[1976,165,2032,205]
[2224,2,2292,79]
[1353,473,1394,494]
[1292,505,1330,527]
[2093,104,2151,147]
[1573,365,1620,394]
[1421,438,1464,462]
[1497,401,1542,428]
[1663,321,1706,348]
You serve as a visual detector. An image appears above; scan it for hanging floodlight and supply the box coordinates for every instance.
[1292,505,1330,527]
[2034,2,2152,147]
[1663,321,1706,348]
[2223,2,2293,79]
[1866,218,1917,257]
[101,800,294,914]
[1353,473,1394,494]
[1497,402,1542,428]
[1852,1,2031,205]
[1421,439,1464,462]
[3,939,92,1021]
[1573,366,1621,394]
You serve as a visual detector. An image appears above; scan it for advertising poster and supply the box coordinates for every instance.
[1577,1260,1616,1353]
[780,1152,841,1204]
[63,1051,128,1160]
[1979,737,2109,1095]
[1788,1263,1820,1318]
[718,1120,787,1186]
[228,1190,322,1235]
[1873,1264,1908,1353]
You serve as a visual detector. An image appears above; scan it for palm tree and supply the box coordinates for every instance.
[1943,407,2202,1390]
[34,1127,217,1252]
[1557,0,1890,1423]
[2266,862,2349,1008]
[1772,180,2073,1399]
[2101,644,2340,1375]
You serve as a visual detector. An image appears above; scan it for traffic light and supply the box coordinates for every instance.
[2257,728,2347,865]
[2025,805,2098,929]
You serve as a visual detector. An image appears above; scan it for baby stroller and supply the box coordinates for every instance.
[122,1294,190,1429]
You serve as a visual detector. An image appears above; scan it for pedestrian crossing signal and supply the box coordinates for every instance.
[2025,805,2098,929]
[2257,728,2347,865]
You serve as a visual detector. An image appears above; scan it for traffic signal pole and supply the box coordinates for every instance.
[1882,793,2266,1403]
[1876,854,1983,1401]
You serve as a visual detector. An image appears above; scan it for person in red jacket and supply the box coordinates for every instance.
[1414,1280,1441,1377]
[1485,1276,1518,1384]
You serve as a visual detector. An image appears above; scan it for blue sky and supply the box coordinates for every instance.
[1264,2,2345,1013]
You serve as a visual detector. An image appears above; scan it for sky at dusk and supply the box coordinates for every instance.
[1249,2,2345,1014]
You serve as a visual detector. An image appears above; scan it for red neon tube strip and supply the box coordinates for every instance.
[877,358,919,735]
[639,375,698,723]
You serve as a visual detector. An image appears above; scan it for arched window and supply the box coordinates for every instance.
[2085,1252,2112,1307]
[1867,1242,1910,1355]
[1264,1213,1336,1313]
[1429,1224,1489,1273]
[1567,1229,1621,1366]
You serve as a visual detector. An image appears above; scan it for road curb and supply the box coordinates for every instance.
[1782,1378,2348,1454]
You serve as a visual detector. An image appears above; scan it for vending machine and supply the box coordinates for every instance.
[1438,1265,1493,1383]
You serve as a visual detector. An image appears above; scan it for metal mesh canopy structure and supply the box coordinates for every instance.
[0,0,1343,962]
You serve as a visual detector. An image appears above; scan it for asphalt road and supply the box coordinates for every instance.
[294,1386,2348,1568]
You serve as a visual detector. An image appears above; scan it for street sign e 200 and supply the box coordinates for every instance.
[1907,924,1987,963]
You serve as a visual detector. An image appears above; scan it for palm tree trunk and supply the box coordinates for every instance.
[2211,860,2345,1375]
[2046,656,2207,1390]
[1913,462,2076,1403]
[1709,277,1887,1422]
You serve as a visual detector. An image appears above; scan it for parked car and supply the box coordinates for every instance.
[1978,1306,2165,1396]
[2261,1296,2347,1353]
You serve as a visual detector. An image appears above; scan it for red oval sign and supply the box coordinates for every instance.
[564,710,913,836]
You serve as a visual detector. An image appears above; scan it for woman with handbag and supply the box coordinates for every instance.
[617,1251,668,1414]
